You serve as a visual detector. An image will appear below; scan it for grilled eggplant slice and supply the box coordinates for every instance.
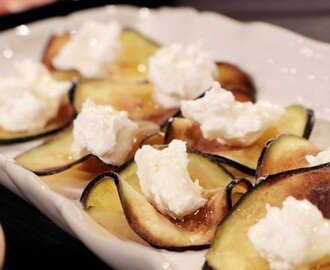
[73,79,179,125]
[81,150,251,250]
[204,163,330,270]
[0,84,76,145]
[43,29,159,81]
[15,120,159,175]
[165,105,314,171]
[216,62,256,102]
[256,133,321,178]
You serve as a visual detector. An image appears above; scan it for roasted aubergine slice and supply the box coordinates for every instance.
[204,163,330,270]
[73,79,179,126]
[81,149,252,251]
[256,133,321,178]
[216,62,256,102]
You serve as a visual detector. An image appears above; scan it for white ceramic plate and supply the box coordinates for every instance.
[1,5,330,270]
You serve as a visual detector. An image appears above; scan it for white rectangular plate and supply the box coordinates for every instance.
[1,5,330,270]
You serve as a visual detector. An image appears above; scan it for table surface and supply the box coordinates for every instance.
[0,1,329,269]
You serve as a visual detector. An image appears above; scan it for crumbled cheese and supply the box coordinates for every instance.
[0,58,71,132]
[181,81,285,146]
[53,20,122,78]
[248,196,330,270]
[148,42,217,108]
[135,139,206,219]
[71,99,138,165]
[305,148,330,166]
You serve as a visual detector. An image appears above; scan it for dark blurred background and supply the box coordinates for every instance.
[1,0,330,42]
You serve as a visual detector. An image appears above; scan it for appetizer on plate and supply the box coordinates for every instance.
[6,13,329,270]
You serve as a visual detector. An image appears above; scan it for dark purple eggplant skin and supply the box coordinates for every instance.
[34,154,117,176]
[0,81,78,145]
[80,171,116,206]
[302,108,315,139]
[225,178,253,209]
[204,153,256,176]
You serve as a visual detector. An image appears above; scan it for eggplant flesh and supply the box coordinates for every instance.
[164,105,314,171]
[205,163,330,270]
[80,149,250,250]
[256,133,321,178]
[73,80,179,126]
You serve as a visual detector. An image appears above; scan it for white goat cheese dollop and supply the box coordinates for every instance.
[71,99,138,165]
[181,81,285,146]
[135,139,206,219]
[248,196,330,270]
[148,42,217,108]
[53,20,122,78]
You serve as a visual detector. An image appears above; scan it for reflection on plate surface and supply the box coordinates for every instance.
[0,5,330,270]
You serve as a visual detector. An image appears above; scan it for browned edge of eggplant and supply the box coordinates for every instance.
[216,61,256,103]
[0,81,78,145]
